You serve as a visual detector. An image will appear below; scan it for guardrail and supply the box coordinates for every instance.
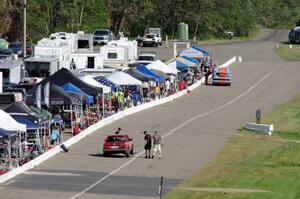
[0,56,238,184]
[244,122,273,136]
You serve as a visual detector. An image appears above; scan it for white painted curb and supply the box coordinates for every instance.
[0,56,238,184]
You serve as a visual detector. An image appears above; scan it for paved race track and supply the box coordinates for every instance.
[1,29,300,199]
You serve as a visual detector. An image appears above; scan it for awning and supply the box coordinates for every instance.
[146,60,177,74]
[137,65,164,82]
[79,75,111,94]
[14,117,39,130]
[179,45,209,58]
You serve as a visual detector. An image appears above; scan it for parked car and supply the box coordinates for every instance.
[289,26,300,44]
[137,52,156,65]
[8,43,22,56]
[93,29,114,45]
[142,33,162,47]
[0,48,13,60]
[7,42,33,57]
[103,134,134,157]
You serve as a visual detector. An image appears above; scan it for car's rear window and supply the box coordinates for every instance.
[106,136,127,142]
[95,30,109,35]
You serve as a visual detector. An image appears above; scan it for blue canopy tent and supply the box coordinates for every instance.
[94,76,119,91]
[61,83,94,104]
[179,45,209,58]
[176,60,189,72]
[136,65,164,82]
[14,117,39,130]
[0,128,17,139]
[181,56,200,65]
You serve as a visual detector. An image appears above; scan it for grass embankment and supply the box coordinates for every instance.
[164,94,300,199]
[274,44,300,61]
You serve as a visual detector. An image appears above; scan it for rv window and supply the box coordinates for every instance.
[108,53,117,59]
[78,40,89,49]
[25,61,50,77]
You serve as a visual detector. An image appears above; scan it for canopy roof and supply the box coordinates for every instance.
[0,109,26,132]
[175,60,189,72]
[49,84,77,107]
[106,71,142,86]
[176,56,197,67]
[27,68,101,99]
[125,68,155,82]
[0,128,17,139]
[179,45,209,58]
[14,117,39,129]
[61,83,94,104]
[146,60,177,74]
[94,76,119,90]
[79,75,111,94]
[180,56,199,64]
[3,102,47,123]
[137,65,164,82]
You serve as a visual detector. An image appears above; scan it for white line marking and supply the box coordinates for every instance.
[25,171,82,176]
[70,69,276,199]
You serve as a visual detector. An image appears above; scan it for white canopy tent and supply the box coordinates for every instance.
[79,75,111,94]
[106,71,142,86]
[168,61,181,74]
[146,60,177,74]
[0,109,26,132]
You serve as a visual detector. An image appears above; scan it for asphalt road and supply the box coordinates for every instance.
[1,29,300,199]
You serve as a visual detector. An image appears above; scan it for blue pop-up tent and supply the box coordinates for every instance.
[181,56,200,64]
[61,83,94,104]
[136,65,164,82]
[179,45,209,58]
[14,117,38,130]
[176,60,189,72]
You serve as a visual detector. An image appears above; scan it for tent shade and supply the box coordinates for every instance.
[79,75,111,94]
[29,106,52,118]
[180,56,199,64]
[176,60,189,72]
[179,45,209,58]
[137,65,164,82]
[14,117,39,129]
[0,109,27,132]
[26,68,101,101]
[48,84,77,107]
[0,128,17,139]
[150,69,169,79]
[61,83,94,104]
[106,71,142,86]
[125,68,156,82]
[3,102,47,123]
[146,60,176,74]
[176,56,197,67]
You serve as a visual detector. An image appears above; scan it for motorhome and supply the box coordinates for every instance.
[0,60,23,84]
[100,38,138,69]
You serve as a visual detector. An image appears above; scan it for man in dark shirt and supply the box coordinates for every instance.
[115,127,122,134]
[144,131,152,159]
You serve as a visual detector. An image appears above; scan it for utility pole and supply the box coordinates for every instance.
[23,0,27,59]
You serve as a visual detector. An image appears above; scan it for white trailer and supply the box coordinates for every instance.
[69,53,103,70]
[100,45,129,70]
[107,38,138,64]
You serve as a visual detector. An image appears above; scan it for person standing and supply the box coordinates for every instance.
[115,127,122,134]
[165,79,170,94]
[144,131,152,158]
[169,74,175,92]
[152,131,163,159]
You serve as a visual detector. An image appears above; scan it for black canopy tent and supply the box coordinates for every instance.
[26,68,102,99]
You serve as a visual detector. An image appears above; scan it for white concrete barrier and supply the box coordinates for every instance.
[245,122,273,136]
[0,56,238,184]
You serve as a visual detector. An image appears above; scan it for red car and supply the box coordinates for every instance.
[103,134,134,157]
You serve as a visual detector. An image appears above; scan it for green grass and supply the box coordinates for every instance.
[273,44,300,61]
[164,94,300,199]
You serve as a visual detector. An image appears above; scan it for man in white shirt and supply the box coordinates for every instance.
[165,79,170,94]
[169,75,175,92]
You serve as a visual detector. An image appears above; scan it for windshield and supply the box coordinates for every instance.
[106,136,127,142]
[138,56,155,61]
[9,44,22,48]
[145,34,155,39]
[95,30,109,35]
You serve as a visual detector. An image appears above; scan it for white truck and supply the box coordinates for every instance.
[142,28,162,47]
[137,52,156,65]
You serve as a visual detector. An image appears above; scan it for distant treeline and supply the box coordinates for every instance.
[1,0,300,42]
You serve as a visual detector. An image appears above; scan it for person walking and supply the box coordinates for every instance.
[152,131,163,159]
[144,131,152,158]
